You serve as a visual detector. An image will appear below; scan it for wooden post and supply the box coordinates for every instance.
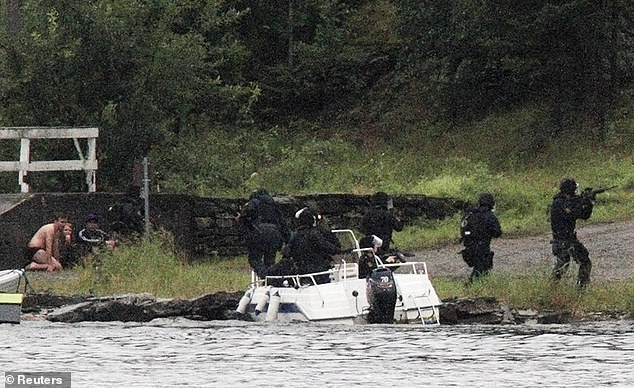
[86,137,97,192]
[0,127,99,192]
[143,156,150,236]
[19,138,29,193]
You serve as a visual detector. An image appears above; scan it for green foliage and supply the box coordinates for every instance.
[150,103,634,252]
[435,270,634,315]
[2,0,634,192]
[239,0,376,121]
[0,0,258,189]
[394,216,460,249]
[73,230,250,298]
[397,0,634,129]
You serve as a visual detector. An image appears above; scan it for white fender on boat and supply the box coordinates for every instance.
[266,290,281,321]
[254,289,270,316]
[236,289,253,314]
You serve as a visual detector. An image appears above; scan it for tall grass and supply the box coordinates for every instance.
[433,270,634,316]
[62,231,251,298]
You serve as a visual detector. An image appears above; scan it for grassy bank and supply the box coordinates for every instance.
[154,106,634,251]
[29,232,251,299]
[26,230,634,317]
[434,270,634,316]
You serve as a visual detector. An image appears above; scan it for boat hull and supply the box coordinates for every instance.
[0,269,24,292]
[244,264,441,325]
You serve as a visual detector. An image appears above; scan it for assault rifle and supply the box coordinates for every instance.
[581,185,617,200]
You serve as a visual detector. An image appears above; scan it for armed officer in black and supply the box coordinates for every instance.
[266,207,340,284]
[237,188,290,277]
[460,193,502,283]
[248,188,291,243]
[550,177,594,289]
[359,192,403,256]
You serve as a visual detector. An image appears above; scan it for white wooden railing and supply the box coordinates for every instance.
[0,127,98,192]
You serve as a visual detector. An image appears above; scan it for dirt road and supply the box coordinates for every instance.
[414,219,634,282]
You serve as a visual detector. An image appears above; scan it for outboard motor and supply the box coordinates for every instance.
[366,268,397,324]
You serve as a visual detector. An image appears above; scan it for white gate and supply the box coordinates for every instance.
[0,127,98,192]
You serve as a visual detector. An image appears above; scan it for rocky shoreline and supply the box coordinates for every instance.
[20,292,632,325]
[22,292,242,323]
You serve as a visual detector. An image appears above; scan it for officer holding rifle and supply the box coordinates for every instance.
[550,177,613,290]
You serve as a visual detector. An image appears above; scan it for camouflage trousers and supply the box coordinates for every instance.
[551,238,591,288]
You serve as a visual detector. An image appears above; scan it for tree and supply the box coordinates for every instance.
[0,0,259,189]
[397,0,634,135]
[233,0,377,122]
[530,0,634,137]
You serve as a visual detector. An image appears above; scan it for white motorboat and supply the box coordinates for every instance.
[0,269,25,292]
[236,230,441,325]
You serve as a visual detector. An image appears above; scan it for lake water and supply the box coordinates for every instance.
[2,318,634,387]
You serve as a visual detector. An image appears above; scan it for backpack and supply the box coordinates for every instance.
[459,207,485,242]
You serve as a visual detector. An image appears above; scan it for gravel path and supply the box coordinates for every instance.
[414,219,634,282]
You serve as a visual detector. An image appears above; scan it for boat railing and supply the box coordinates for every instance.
[247,228,429,288]
[331,229,361,258]
[348,246,430,276]
[260,268,338,288]
[249,261,360,290]
[250,260,429,291]
[251,260,429,289]
[332,229,431,277]
[255,261,360,287]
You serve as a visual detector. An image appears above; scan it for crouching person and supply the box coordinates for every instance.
[24,213,67,271]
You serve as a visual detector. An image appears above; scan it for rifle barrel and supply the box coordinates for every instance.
[586,185,617,197]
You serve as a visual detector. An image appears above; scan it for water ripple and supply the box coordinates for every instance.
[2,319,634,387]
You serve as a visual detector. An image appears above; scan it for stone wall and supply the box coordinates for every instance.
[0,192,467,269]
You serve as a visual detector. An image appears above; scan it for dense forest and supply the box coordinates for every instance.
[0,0,633,194]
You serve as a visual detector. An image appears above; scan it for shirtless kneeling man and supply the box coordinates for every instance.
[24,214,67,271]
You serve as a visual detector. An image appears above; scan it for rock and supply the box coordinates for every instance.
[500,304,517,324]
[23,292,89,313]
[45,292,242,323]
[35,292,599,325]
[186,292,243,320]
[438,304,459,324]
[440,296,507,324]
[47,301,94,323]
[48,294,157,323]
[515,309,540,324]
[537,310,573,324]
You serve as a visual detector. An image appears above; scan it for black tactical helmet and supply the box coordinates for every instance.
[478,193,495,209]
[559,177,577,195]
[295,207,316,227]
